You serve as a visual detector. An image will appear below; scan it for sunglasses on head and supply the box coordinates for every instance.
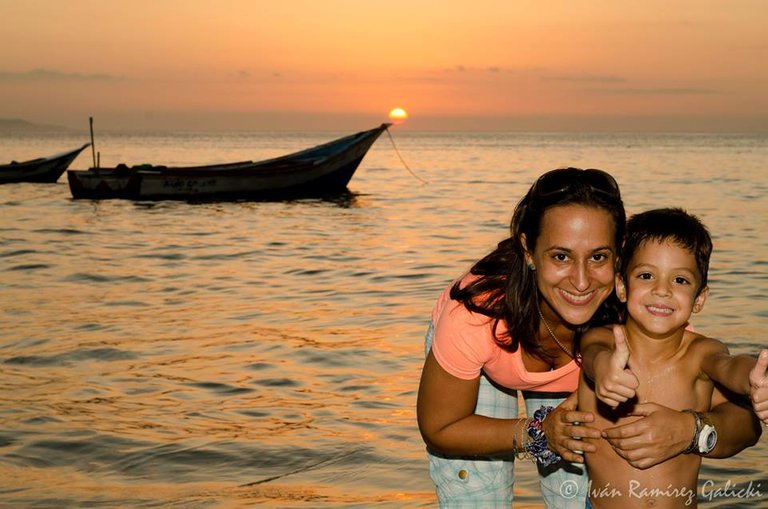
[530,168,620,199]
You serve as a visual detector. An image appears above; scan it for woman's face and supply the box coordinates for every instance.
[524,205,617,326]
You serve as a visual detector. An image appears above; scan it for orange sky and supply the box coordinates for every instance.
[1,0,766,131]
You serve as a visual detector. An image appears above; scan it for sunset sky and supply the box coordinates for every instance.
[1,0,766,131]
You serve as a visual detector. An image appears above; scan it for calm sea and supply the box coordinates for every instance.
[1,129,766,508]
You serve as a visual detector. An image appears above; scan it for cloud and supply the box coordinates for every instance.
[541,74,721,96]
[0,69,119,81]
[539,73,719,95]
[542,74,627,84]
[595,87,719,95]
[440,65,547,76]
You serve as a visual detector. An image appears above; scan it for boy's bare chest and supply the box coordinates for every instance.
[631,357,710,409]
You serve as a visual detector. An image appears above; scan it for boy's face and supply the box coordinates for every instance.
[617,239,708,339]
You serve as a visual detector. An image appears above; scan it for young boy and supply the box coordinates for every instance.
[578,208,768,508]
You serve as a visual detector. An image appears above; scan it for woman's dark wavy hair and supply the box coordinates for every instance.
[450,167,626,358]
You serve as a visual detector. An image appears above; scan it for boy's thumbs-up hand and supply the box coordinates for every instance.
[749,349,768,425]
[594,325,640,408]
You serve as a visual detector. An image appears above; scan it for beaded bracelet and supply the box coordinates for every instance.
[513,418,533,461]
[525,405,562,466]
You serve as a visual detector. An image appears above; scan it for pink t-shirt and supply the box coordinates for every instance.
[430,284,579,392]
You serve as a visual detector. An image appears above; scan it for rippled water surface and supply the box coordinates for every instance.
[1,130,766,507]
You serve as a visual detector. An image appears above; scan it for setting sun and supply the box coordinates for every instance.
[388,107,409,124]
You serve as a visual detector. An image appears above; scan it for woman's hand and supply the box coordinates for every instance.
[604,387,762,468]
[543,392,600,463]
[601,402,693,469]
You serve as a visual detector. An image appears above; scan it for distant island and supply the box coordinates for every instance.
[0,118,74,134]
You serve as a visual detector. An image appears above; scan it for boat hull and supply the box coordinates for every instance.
[67,124,389,201]
[0,144,90,184]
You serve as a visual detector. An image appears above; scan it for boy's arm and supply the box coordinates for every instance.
[702,344,768,424]
[700,340,755,395]
[581,325,639,408]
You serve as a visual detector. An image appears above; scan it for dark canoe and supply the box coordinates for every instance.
[0,144,90,184]
[67,124,391,201]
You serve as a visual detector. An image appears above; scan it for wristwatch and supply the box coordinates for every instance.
[683,409,718,455]
[697,412,718,454]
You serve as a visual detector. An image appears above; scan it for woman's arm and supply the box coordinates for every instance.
[417,350,525,456]
[601,387,762,469]
[705,387,762,458]
[418,350,602,463]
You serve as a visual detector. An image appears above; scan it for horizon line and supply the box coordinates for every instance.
[3,113,767,134]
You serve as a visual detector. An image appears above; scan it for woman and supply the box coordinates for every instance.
[417,168,761,507]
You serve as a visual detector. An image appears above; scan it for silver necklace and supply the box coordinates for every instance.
[538,309,574,359]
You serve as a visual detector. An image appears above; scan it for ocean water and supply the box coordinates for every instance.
[1,129,766,508]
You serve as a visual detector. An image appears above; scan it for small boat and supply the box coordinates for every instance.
[67,124,390,201]
[0,144,90,184]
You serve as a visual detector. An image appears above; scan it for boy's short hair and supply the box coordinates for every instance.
[621,208,712,292]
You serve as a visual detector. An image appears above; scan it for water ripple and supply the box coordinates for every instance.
[5,348,138,367]
[1,131,765,507]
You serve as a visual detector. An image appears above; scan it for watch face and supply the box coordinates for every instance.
[705,429,718,449]
[699,425,717,453]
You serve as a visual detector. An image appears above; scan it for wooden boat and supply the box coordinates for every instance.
[0,144,90,184]
[67,124,390,201]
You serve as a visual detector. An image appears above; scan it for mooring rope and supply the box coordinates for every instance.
[385,127,428,184]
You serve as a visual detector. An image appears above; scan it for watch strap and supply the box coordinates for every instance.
[682,409,701,454]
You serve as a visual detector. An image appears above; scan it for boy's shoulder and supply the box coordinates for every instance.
[684,330,729,356]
